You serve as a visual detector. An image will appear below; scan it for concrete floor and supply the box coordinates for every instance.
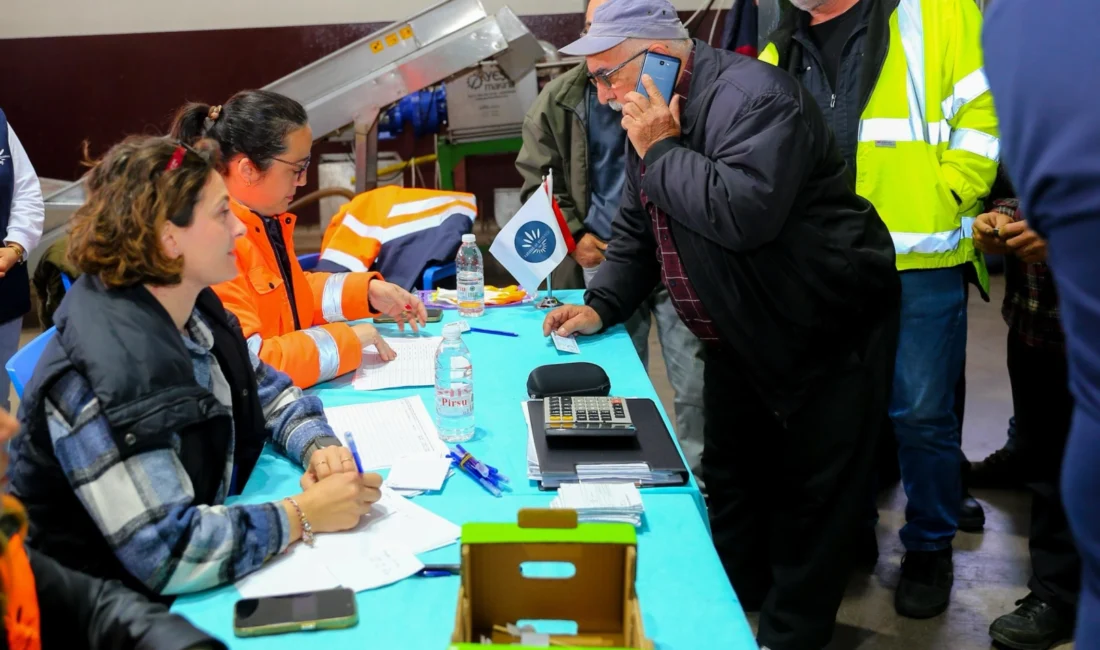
[645,273,1073,650]
[6,273,1072,649]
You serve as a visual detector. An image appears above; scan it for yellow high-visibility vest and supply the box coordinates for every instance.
[761,0,998,291]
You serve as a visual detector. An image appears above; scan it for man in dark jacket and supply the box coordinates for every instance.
[542,0,899,647]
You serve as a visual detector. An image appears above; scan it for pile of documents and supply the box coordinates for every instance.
[235,487,460,598]
[324,396,449,471]
[550,482,645,527]
[353,336,442,390]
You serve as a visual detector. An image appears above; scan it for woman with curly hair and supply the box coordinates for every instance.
[5,136,382,603]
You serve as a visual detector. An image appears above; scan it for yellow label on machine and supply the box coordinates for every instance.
[385,33,399,47]
[399,25,414,40]
[370,40,384,53]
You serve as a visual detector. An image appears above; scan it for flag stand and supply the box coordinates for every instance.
[536,273,562,310]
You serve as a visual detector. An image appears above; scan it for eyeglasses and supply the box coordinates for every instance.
[586,49,649,89]
[271,155,311,182]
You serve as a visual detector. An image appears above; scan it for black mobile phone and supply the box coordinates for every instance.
[374,307,444,324]
[233,587,358,637]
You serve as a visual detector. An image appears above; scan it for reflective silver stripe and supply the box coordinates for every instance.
[891,217,974,255]
[246,333,263,357]
[319,249,368,272]
[949,128,1000,161]
[322,272,349,322]
[857,118,949,145]
[941,68,990,122]
[897,0,926,143]
[301,327,341,383]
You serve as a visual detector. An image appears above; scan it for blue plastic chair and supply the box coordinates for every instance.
[420,262,456,290]
[5,327,57,400]
[297,253,320,271]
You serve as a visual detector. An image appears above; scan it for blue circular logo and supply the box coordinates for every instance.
[514,221,556,263]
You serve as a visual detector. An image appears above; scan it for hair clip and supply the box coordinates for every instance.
[164,145,187,172]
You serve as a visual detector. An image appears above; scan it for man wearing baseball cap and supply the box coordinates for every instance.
[542,0,901,647]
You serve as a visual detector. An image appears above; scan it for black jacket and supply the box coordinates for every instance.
[586,40,899,418]
[1,548,224,650]
[765,0,898,178]
[9,275,267,602]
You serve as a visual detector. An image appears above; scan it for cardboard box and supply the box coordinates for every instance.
[449,508,653,649]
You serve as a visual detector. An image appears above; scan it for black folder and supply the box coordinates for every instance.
[527,398,690,489]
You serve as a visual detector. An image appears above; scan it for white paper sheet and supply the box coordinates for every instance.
[234,488,458,599]
[386,453,453,491]
[353,336,442,390]
[325,396,449,471]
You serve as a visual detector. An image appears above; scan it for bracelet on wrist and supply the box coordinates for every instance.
[284,497,315,547]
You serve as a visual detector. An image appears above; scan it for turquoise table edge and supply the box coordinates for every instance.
[170,290,754,648]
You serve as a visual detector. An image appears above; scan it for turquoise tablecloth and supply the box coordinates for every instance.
[171,292,755,648]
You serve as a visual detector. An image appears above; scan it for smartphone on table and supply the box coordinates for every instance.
[636,51,682,101]
[233,587,358,637]
[374,307,444,324]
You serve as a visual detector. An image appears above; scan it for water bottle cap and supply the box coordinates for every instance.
[461,234,476,243]
[442,322,464,339]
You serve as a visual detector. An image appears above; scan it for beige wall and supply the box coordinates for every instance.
[2,0,709,39]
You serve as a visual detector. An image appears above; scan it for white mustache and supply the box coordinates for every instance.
[608,101,623,112]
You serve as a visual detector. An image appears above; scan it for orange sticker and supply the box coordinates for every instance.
[370,40,384,53]
[385,33,399,47]
[399,26,414,40]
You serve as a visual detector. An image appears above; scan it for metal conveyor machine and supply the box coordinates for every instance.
[35,0,542,274]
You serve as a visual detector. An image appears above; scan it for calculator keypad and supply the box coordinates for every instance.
[544,396,635,434]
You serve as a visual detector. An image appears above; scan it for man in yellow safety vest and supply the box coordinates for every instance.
[761,0,998,621]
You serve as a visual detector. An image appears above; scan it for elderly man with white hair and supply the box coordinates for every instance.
[541,0,900,647]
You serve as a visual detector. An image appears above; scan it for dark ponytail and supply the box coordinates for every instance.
[169,90,308,172]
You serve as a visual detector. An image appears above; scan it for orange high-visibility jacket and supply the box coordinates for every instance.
[319,186,476,287]
[214,201,381,388]
[1,496,40,650]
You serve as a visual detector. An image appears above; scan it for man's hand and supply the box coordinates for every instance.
[0,247,19,279]
[972,211,1014,255]
[621,75,682,159]
[1001,220,1049,264]
[542,305,603,338]
[572,233,607,269]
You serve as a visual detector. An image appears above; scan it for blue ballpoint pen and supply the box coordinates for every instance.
[455,445,508,484]
[450,457,503,497]
[468,327,519,337]
[344,431,366,473]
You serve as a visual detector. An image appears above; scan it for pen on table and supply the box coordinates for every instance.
[416,563,461,577]
[344,431,366,474]
[449,455,503,497]
[454,445,508,484]
[468,327,518,338]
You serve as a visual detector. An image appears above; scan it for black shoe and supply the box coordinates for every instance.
[895,549,953,619]
[989,592,1073,650]
[969,446,1027,489]
[958,492,986,533]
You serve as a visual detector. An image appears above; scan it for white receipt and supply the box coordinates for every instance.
[353,336,442,390]
[234,488,458,599]
[325,396,449,470]
[550,332,580,354]
[386,453,452,492]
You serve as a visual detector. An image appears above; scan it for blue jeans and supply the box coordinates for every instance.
[892,267,968,552]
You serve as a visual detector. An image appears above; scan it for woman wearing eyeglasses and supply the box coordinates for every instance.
[170,91,427,389]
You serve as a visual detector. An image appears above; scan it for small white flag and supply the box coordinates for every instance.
[489,171,575,292]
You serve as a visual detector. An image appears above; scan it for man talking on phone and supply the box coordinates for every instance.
[543,1,900,647]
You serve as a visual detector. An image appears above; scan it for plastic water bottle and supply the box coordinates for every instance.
[435,324,475,442]
[456,234,485,318]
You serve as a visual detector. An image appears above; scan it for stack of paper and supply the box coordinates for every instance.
[325,396,449,470]
[550,482,645,527]
[385,453,453,492]
[353,336,442,390]
[234,487,460,598]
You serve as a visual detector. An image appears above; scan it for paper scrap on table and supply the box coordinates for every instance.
[551,482,645,527]
[354,336,442,390]
[234,488,457,599]
[325,396,448,470]
[550,331,580,354]
[386,453,452,492]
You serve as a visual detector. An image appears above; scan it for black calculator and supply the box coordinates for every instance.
[543,396,637,437]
